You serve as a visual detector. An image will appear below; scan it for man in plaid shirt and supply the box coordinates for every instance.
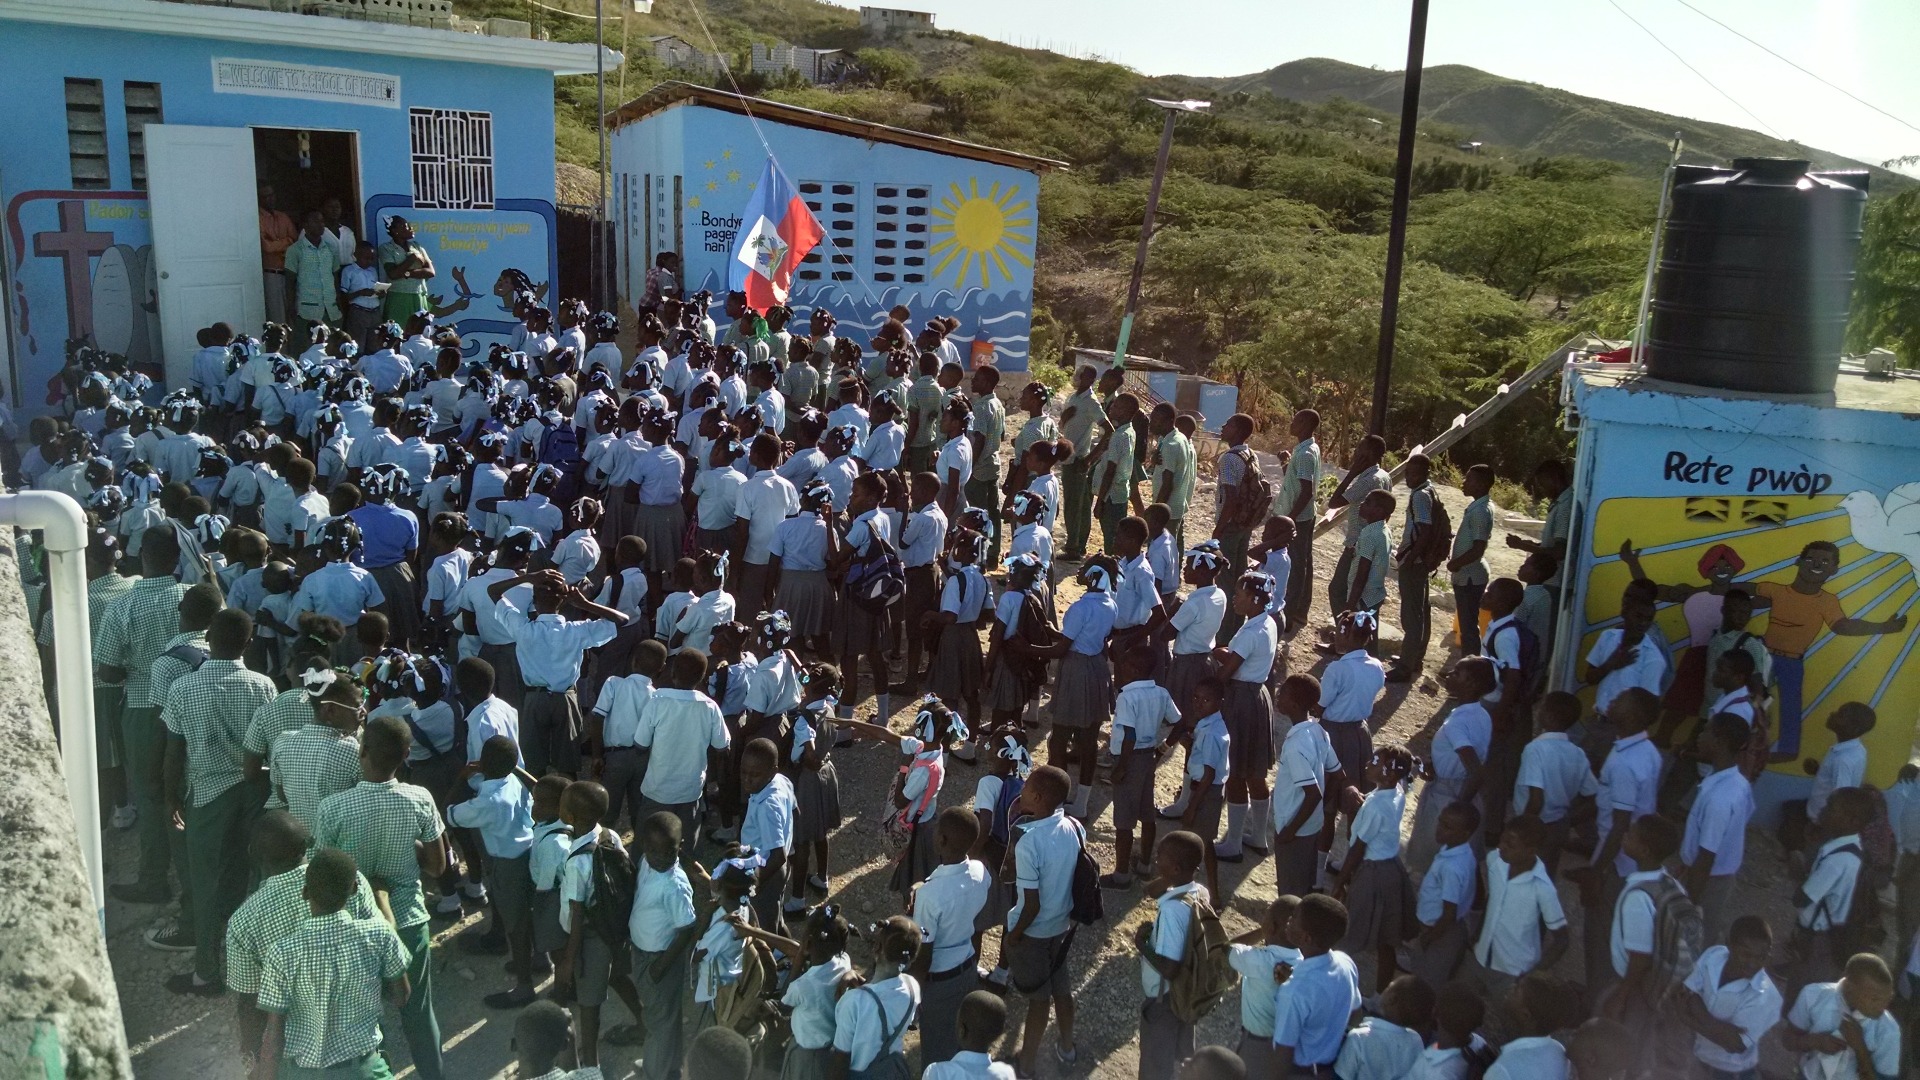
[256,847,410,1079]
[96,527,188,907]
[163,609,278,993]
[316,716,447,1080]
[226,811,378,1066]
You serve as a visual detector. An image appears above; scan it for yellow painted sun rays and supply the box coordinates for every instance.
[929,178,1034,290]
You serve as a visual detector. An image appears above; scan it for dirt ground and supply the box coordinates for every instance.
[108,446,1813,1080]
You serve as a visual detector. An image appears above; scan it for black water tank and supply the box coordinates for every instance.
[1645,158,1868,395]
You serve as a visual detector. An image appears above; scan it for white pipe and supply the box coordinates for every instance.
[0,491,102,928]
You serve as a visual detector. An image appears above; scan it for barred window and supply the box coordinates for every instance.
[409,107,494,210]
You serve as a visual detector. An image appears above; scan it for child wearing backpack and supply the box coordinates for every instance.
[1790,785,1875,992]
[1227,895,1302,1079]
[555,780,645,1069]
[841,695,966,906]
[1133,830,1211,1080]
[766,905,858,1080]
[693,854,761,1036]
[910,807,995,1065]
[970,733,1032,940]
[786,663,845,914]
[1601,813,1694,1073]
[983,551,1052,732]
[628,811,699,1080]
[1408,983,1493,1080]
[831,915,924,1080]
[1333,744,1417,994]
[834,471,898,724]
[1335,974,1433,1079]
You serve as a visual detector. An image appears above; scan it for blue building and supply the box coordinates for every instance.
[0,0,615,413]
[606,82,1063,371]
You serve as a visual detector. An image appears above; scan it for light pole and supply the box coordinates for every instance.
[595,0,609,310]
[1110,97,1209,370]
[1369,0,1430,436]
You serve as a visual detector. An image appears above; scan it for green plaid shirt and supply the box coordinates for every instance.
[148,631,209,717]
[226,864,378,994]
[258,909,407,1069]
[315,779,443,929]
[270,725,363,829]
[246,690,317,757]
[908,375,944,448]
[94,577,187,708]
[162,658,278,807]
[50,572,135,687]
[972,394,1007,474]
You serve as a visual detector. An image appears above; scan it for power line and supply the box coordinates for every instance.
[1669,0,1920,138]
[1606,0,1783,139]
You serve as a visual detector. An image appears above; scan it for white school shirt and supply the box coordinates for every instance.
[498,599,618,691]
[939,566,990,623]
[456,569,528,646]
[594,673,654,748]
[1484,1036,1568,1080]
[1273,720,1340,835]
[832,974,921,1071]
[1229,611,1279,682]
[1007,521,1053,572]
[1407,1038,1492,1080]
[1228,942,1301,1038]
[1148,532,1178,596]
[591,567,648,624]
[1187,712,1231,790]
[1887,778,1920,856]
[1586,628,1669,715]
[900,504,948,568]
[1270,950,1362,1065]
[1113,552,1160,629]
[1026,473,1062,532]
[654,591,693,642]
[627,858,697,952]
[1431,702,1492,784]
[1417,842,1478,926]
[1110,680,1180,753]
[463,697,521,763]
[1008,810,1080,938]
[1511,731,1598,821]
[923,1052,1018,1080]
[896,737,945,824]
[1786,980,1901,1080]
[1481,613,1524,705]
[694,904,749,1003]
[782,952,856,1050]
[691,465,747,530]
[1260,547,1293,618]
[1349,783,1407,860]
[1683,765,1754,877]
[745,651,803,717]
[632,688,730,805]
[857,419,904,471]
[1609,867,1674,976]
[552,529,600,584]
[559,828,624,933]
[1809,738,1867,821]
[1682,945,1783,1073]
[936,433,974,487]
[1141,882,1206,998]
[673,588,736,653]
[1334,1017,1424,1080]
[913,858,991,973]
[741,774,796,856]
[818,454,859,512]
[1594,731,1663,875]
[422,549,472,616]
[735,470,799,564]
[1170,586,1226,655]
[1320,648,1386,722]
[1474,852,1567,976]
[1799,833,1863,931]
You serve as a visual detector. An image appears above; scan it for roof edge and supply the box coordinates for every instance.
[0,0,621,75]
[604,81,1066,172]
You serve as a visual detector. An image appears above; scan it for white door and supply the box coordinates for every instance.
[146,124,263,390]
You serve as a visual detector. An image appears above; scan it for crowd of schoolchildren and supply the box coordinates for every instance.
[19,276,1920,1080]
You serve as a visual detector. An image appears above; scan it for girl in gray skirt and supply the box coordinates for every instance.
[1037,555,1121,820]
[772,905,856,1080]
[1331,742,1417,994]
[839,696,968,906]
[924,529,990,728]
[983,552,1052,732]
[770,479,838,652]
[785,664,845,913]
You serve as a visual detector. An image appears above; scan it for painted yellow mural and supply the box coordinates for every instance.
[1582,494,1919,785]
[930,178,1033,289]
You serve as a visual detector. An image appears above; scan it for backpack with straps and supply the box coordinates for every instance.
[1487,618,1541,691]
[844,530,906,613]
[1217,446,1272,532]
[1625,873,1703,1004]
[164,642,209,671]
[1167,892,1236,1023]
[1412,484,1455,572]
[715,924,778,1035]
[885,753,944,843]
[855,985,913,1068]
[569,836,638,949]
[1808,841,1885,954]
[1067,818,1105,926]
[989,774,1026,846]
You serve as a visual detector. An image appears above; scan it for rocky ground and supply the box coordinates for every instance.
[108,451,1813,1080]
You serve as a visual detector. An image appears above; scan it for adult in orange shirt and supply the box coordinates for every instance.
[258,183,297,325]
[1750,539,1906,761]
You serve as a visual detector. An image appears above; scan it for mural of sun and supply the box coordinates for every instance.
[930,179,1033,289]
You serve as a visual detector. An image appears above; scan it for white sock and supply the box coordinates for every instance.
[1245,799,1272,846]
[1070,785,1091,818]
[1215,802,1247,854]
[1162,786,1191,816]
[875,692,891,721]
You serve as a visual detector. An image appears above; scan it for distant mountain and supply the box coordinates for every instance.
[1204,57,1907,187]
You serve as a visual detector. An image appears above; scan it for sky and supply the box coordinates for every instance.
[835,0,1920,175]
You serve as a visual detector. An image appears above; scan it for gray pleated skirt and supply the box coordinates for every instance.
[1166,651,1216,711]
[926,619,984,704]
[1339,855,1414,953]
[369,561,419,650]
[888,817,939,901]
[837,599,891,657]
[782,1045,834,1080]
[986,654,1032,712]
[634,501,685,576]
[793,758,842,845]
[1324,719,1375,794]
[776,569,836,638]
[1051,651,1112,729]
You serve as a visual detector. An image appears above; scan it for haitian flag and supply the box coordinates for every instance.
[729,157,824,311]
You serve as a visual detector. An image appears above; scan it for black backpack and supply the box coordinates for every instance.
[164,642,209,671]
[844,530,906,613]
[570,836,638,947]
[1068,819,1104,926]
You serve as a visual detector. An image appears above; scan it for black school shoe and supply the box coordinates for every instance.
[166,972,224,997]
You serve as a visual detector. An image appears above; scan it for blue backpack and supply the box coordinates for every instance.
[844,531,905,613]
[1488,618,1542,690]
[989,774,1026,846]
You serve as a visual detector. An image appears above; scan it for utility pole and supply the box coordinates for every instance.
[1110,98,1209,370]
[595,0,609,310]
[1369,0,1431,436]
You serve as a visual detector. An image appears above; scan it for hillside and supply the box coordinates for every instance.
[1208,57,1907,185]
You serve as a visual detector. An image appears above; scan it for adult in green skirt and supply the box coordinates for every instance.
[377,215,434,323]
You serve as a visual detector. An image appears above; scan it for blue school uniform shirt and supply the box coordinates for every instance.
[348,503,418,568]
[1147,532,1177,596]
[994,586,1027,641]
[770,512,829,571]
[293,561,384,625]
[1114,552,1160,629]
[1060,590,1116,656]
[858,419,905,471]
[1261,547,1293,617]
[1272,950,1362,1066]
[447,775,535,859]
[940,566,990,623]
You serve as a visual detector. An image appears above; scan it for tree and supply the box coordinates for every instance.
[851,48,918,89]
[1849,183,1920,363]
[1412,175,1651,301]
